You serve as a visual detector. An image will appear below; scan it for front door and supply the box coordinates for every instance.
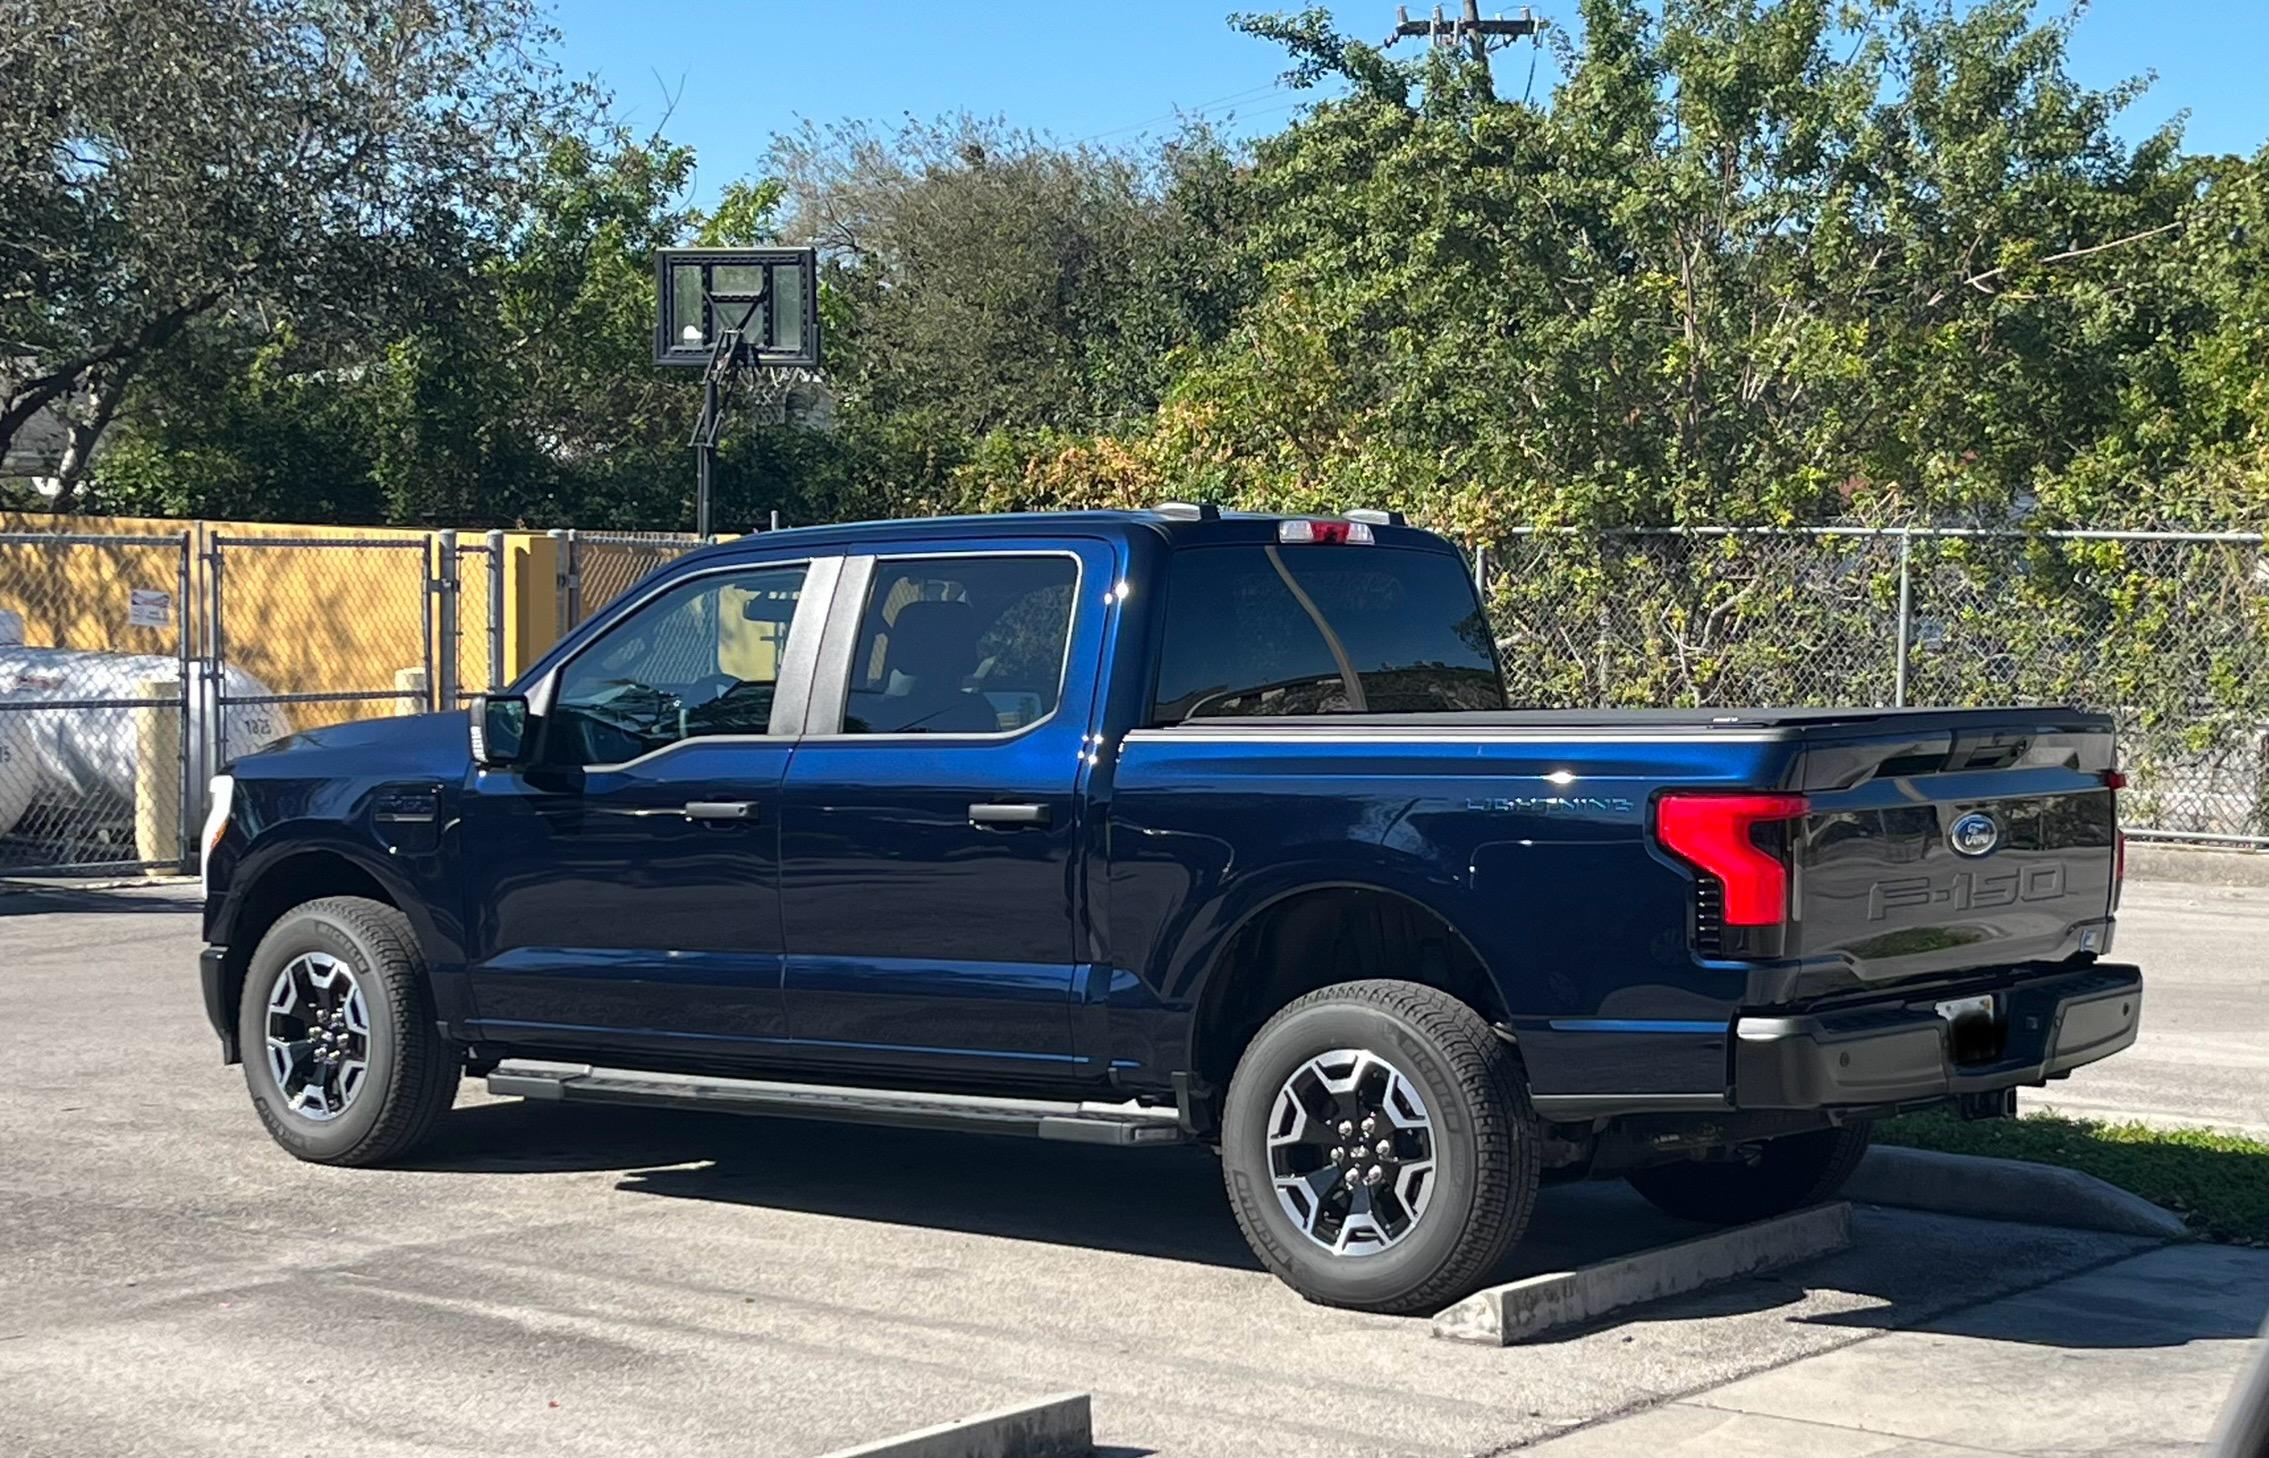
[777,541,1111,1078]
[458,556,827,1057]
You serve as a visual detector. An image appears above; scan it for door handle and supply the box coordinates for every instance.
[684,801,759,822]
[969,802,1051,829]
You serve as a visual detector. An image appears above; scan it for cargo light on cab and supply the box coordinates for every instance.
[1278,518,1375,545]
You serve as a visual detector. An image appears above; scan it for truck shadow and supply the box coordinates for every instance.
[416,1097,1729,1282]
[0,884,200,916]
[415,1096,1265,1269]
[410,1099,2269,1350]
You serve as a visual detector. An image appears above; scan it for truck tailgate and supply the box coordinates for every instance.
[1787,711,2118,986]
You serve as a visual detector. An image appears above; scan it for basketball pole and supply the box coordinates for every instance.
[696,372,717,539]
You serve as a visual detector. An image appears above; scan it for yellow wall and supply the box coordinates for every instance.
[0,514,192,672]
[0,512,570,728]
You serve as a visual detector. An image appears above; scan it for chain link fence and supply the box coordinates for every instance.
[556,530,706,629]
[1481,526,2269,845]
[0,531,194,874]
[0,520,679,875]
[3,514,2261,871]
[209,534,438,751]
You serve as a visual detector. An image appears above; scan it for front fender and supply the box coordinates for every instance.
[210,829,445,957]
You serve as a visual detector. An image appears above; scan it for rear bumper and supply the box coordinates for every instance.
[199,944,239,1064]
[1731,962,2140,1110]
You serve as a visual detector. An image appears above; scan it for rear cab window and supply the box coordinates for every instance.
[842,554,1080,735]
[1151,544,1505,723]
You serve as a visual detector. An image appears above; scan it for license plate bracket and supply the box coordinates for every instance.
[1935,992,2004,1064]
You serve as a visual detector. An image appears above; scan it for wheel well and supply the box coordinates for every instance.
[218,852,399,1019]
[1190,887,1507,1093]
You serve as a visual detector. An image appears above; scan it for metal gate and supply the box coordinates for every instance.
[0,530,195,875]
[207,534,436,767]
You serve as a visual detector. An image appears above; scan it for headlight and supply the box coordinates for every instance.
[200,775,234,897]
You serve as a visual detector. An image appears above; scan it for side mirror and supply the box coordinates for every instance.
[468,693,531,768]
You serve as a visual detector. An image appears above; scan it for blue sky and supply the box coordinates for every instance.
[548,1,2269,205]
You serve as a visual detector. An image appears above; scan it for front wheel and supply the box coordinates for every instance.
[238,895,460,1166]
[1219,980,1540,1315]
[1626,1121,1873,1226]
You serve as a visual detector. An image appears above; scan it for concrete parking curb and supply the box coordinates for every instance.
[2126,842,2269,888]
[1432,1201,1853,1346]
[1847,1145,2190,1238]
[815,1392,1091,1458]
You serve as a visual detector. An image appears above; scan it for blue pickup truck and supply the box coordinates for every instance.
[198,508,2140,1313]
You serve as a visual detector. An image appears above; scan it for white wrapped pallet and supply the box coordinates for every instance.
[0,711,33,837]
[0,647,292,835]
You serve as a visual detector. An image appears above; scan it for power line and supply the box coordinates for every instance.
[1074,79,1290,145]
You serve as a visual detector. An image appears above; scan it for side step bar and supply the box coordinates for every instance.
[486,1062,1189,1147]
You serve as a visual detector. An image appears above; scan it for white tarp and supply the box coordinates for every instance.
[0,647,291,835]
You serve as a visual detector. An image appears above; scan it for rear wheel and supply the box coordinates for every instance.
[1627,1121,1873,1225]
[1219,979,1539,1315]
[237,896,459,1166]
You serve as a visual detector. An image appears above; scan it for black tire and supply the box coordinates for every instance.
[1627,1121,1873,1226]
[1219,979,1540,1315]
[237,896,459,1166]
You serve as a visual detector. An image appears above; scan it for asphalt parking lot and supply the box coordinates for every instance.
[2027,880,2269,1136]
[3,881,2265,1458]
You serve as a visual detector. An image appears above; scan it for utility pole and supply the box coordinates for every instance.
[1384,3,1539,90]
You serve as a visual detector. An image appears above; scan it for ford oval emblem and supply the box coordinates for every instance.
[1949,811,2000,858]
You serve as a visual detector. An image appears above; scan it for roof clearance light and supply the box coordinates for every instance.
[1279,518,1374,545]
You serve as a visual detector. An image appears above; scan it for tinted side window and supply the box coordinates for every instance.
[1151,545,1505,723]
[548,563,807,764]
[842,555,1078,735]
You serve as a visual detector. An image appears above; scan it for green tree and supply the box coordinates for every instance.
[1088,0,2215,533]
[0,0,588,503]
[771,115,1253,482]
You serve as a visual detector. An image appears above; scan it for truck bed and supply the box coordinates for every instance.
[1158,705,2111,735]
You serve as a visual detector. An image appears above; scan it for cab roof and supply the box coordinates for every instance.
[686,508,1460,562]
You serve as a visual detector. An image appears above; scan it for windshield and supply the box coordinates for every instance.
[1150,543,1506,724]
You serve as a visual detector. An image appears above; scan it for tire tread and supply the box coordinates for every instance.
[1222,978,1540,1315]
[244,896,457,1167]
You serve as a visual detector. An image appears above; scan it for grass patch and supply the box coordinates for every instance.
[1876,1111,2269,1246]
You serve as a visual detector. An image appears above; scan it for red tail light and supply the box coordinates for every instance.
[1655,792,1809,927]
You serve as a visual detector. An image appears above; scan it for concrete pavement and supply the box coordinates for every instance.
[2031,881,2269,1136]
[1527,1241,2269,1456]
[1,882,2263,1457]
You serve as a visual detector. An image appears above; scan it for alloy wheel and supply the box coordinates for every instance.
[263,952,371,1122]
[1265,1047,1437,1256]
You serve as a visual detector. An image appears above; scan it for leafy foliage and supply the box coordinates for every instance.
[10,0,2269,551]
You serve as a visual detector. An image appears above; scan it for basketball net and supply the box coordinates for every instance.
[746,363,819,425]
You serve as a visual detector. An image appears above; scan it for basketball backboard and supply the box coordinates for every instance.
[652,247,821,369]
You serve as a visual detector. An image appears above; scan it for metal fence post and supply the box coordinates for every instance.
[207,532,227,776]
[485,529,506,690]
[433,531,458,712]
[174,531,194,870]
[1892,528,1914,708]
[565,530,584,626]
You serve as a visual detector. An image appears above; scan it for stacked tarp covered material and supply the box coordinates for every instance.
[0,647,290,834]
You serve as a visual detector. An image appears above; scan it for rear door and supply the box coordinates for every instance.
[775,538,1114,1078]
[1790,713,2119,985]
